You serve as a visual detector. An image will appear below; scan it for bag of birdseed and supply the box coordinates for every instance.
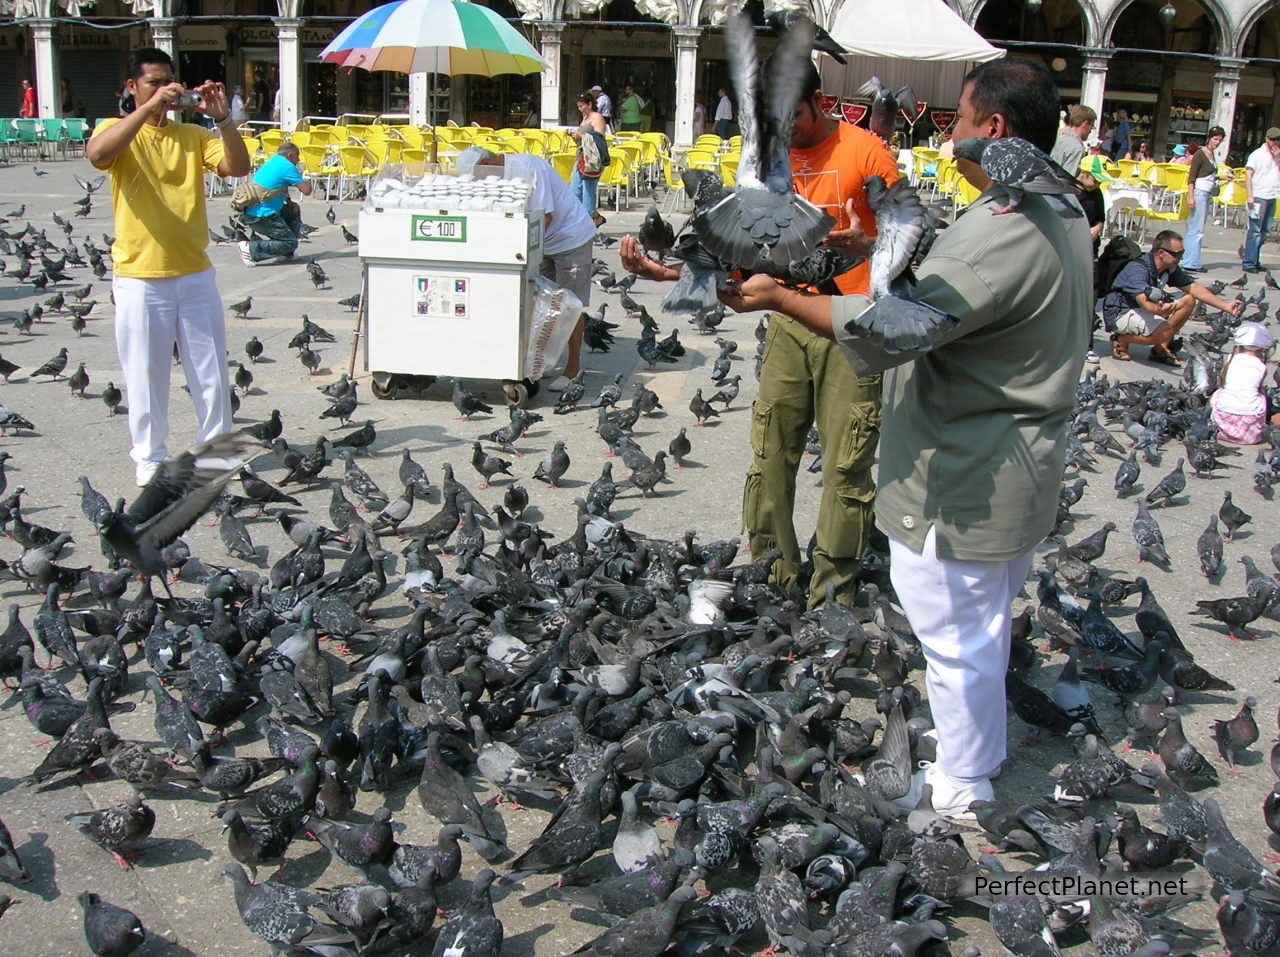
[526,275,584,379]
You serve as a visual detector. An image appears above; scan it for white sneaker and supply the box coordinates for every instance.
[1085,351,1100,364]
[547,375,573,392]
[891,760,931,811]
[925,763,993,821]
[238,241,256,267]
[136,460,162,486]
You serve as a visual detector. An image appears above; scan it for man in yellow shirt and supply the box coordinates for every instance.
[88,47,250,485]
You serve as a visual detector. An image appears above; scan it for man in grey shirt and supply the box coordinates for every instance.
[717,58,1092,822]
[1050,103,1095,174]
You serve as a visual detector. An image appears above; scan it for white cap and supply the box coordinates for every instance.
[1234,321,1274,349]
[590,85,602,92]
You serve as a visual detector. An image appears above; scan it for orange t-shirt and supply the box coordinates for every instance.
[790,122,902,295]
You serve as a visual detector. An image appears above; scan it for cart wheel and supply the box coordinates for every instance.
[370,372,398,399]
[503,380,530,407]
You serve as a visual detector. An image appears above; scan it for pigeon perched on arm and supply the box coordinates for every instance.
[951,136,1081,215]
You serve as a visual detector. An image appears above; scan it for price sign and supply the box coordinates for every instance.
[930,110,957,133]
[410,215,467,242]
[840,102,868,126]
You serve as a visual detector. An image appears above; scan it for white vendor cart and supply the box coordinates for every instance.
[357,167,544,405]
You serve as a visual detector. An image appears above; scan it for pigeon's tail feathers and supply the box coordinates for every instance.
[854,76,885,99]
[762,15,816,193]
[696,191,834,269]
[130,430,268,525]
[662,263,724,316]
[726,13,761,183]
[844,293,959,355]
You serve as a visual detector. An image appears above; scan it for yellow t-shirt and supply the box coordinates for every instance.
[90,117,226,279]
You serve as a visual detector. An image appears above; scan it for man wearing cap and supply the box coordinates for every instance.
[1050,104,1094,175]
[1076,158,1108,256]
[1211,321,1280,444]
[591,85,613,133]
[1103,229,1244,365]
[1242,128,1280,273]
[1183,125,1225,272]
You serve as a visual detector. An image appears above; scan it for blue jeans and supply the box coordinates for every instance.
[569,166,600,217]
[1183,188,1211,269]
[715,118,731,139]
[1242,196,1276,270]
[245,202,302,262]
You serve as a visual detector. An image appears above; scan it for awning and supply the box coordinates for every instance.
[829,0,1004,63]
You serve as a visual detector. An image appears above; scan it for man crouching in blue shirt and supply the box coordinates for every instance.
[1102,229,1242,365]
[238,141,313,265]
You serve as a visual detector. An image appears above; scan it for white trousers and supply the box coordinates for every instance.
[888,528,1035,782]
[113,267,233,465]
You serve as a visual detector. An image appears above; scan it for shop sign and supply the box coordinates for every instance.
[411,214,467,242]
[59,25,119,50]
[580,30,670,57]
[302,26,336,46]
[180,25,227,51]
[239,25,279,45]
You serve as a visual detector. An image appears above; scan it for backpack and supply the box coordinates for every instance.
[1095,234,1143,303]
[229,180,287,213]
[577,130,610,178]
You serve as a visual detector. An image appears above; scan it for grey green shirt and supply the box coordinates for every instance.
[832,189,1093,561]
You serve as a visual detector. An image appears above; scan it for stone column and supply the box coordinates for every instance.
[673,26,702,150]
[150,18,178,62]
[538,22,565,128]
[30,19,59,118]
[1078,48,1111,122]
[275,17,302,131]
[1211,57,1247,161]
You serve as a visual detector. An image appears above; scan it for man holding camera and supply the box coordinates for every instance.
[88,47,251,486]
[238,141,313,266]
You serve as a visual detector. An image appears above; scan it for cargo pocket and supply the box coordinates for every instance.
[837,399,882,476]
[749,400,773,460]
[741,465,763,538]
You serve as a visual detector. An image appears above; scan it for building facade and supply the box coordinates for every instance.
[3,0,1279,159]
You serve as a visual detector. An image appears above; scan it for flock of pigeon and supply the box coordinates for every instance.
[0,116,1278,957]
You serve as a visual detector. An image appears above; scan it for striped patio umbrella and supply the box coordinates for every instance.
[320,0,545,78]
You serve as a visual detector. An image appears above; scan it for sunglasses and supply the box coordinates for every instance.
[1158,248,1184,259]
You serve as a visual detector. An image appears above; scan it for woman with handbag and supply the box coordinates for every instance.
[569,91,608,228]
[1182,125,1225,272]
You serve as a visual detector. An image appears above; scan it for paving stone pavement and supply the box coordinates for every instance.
[0,158,1273,955]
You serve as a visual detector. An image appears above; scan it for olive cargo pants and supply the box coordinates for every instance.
[742,314,882,609]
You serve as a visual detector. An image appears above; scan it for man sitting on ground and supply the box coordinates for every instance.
[239,141,312,266]
[1102,229,1242,365]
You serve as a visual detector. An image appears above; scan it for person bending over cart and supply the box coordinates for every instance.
[459,146,596,392]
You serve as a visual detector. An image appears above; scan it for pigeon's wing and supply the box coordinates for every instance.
[844,288,959,355]
[869,179,933,299]
[725,13,760,185]
[133,432,265,548]
[762,15,816,194]
[854,76,885,99]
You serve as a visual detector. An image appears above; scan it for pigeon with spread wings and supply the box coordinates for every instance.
[692,13,834,270]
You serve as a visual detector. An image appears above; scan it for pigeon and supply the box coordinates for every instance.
[331,419,376,456]
[1211,696,1259,771]
[591,373,625,410]
[78,892,146,957]
[0,355,18,383]
[689,388,720,425]
[1132,499,1169,567]
[326,205,336,225]
[228,296,252,319]
[0,817,30,886]
[65,793,155,868]
[952,136,1081,214]
[668,427,692,468]
[1144,458,1186,508]
[1157,708,1219,784]
[306,806,395,875]
[320,381,359,427]
[222,862,353,952]
[451,379,493,420]
[533,441,570,488]
[856,75,917,143]
[101,382,122,416]
[1191,594,1267,641]
[428,868,502,957]
[1219,491,1251,541]
[30,347,69,380]
[371,484,415,535]
[66,362,89,397]
[693,13,834,269]
[1197,515,1224,579]
[244,336,263,363]
[1218,890,1280,957]
[638,205,675,261]
[340,224,358,243]
[471,442,513,489]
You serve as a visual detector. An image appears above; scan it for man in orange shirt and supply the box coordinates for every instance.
[622,61,899,607]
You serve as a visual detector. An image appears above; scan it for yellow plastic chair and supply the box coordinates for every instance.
[308,128,339,149]
[394,127,426,149]
[1116,159,1139,180]
[1215,178,1247,228]
[1157,163,1188,206]
[684,148,718,171]
[336,145,377,199]
[400,147,430,177]
[1138,189,1189,227]
[694,134,722,150]
[298,144,340,199]
[658,151,691,213]
[953,174,982,216]
[598,153,633,210]
[719,154,740,187]
[258,129,285,154]
[286,130,311,149]
[240,136,261,167]
[550,151,577,183]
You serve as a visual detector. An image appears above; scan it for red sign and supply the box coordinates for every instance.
[840,102,868,126]
[901,100,928,125]
[819,94,839,117]
[930,109,957,133]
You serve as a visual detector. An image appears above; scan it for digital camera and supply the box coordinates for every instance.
[174,91,201,109]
